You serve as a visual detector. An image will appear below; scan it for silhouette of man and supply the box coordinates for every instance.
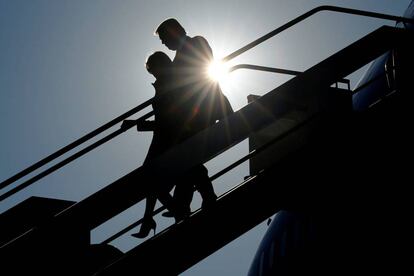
[155,18,233,218]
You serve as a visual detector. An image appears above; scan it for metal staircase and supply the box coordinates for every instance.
[1,6,413,276]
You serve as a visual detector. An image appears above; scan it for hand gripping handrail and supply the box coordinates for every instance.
[222,5,414,62]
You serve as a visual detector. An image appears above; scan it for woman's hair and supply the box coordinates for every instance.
[145,51,172,74]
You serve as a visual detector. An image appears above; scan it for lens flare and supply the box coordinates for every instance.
[207,60,229,82]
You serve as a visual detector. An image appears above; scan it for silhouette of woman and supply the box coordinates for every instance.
[128,51,178,238]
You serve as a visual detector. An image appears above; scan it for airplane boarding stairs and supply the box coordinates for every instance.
[1,23,412,275]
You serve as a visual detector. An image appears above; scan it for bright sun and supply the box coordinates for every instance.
[207,60,229,82]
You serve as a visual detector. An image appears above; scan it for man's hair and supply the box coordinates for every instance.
[155,18,186,37]
[145,51,172,74]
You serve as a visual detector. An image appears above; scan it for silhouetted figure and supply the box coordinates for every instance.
[155,18,233,218]
[123,52,178,238]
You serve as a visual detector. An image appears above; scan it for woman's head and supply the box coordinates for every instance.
[146,51,172,78]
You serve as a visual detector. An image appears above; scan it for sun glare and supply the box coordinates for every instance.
[207,60,229,82]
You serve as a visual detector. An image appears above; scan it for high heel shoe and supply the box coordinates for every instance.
[131,218,156,239]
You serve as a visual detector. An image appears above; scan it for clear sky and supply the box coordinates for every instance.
[0,0,411,275]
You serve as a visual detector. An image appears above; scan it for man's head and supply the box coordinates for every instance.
[155,18,186,50]
[146,51,172,79]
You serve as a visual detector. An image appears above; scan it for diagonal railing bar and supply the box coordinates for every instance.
[229,64,350,89]
[222,5,414,62]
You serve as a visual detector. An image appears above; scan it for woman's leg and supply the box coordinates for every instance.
[143,195,157,219]
[132,195,157,239]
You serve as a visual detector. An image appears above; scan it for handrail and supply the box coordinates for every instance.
[229,64,302,75]
[222,5,414,62]
[0,110,154,202]
[229,64,350,89]
[0,98,153,191]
